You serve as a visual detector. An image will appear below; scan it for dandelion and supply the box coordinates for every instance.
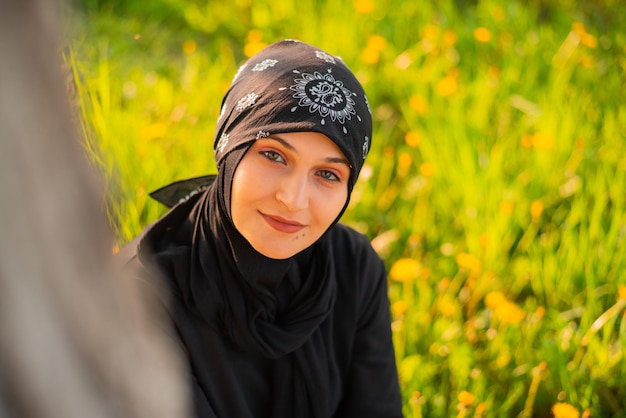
[520,134,533,149]
[409,95,429,115]
[354,0,374,14]
[532,132,556,150]
[244,30,266,57]
[486,291,526,324]
[421,24,440,41]
[534,306,546,319]
[405,131,422,148]
[474,27,492,43]
[530,199,544,220]
[458,390,476,407]
[420,162,435,177]
[436,75,458,97]
[361,48,380,65]
[475,402,487,416]
[580,33,597,48]
[485,291,506,308]
[442,30,458,47]
[389,258,421,282]
[572,22,587,36]
[456,252,481,277]
[499,201,515,215]
[182,40,197,55]
[391,300,408,317]
[397,152,413,177]
[619,285,626,301]
[552,402,580,418]
[141,122,167,140]
[367,34,388,51]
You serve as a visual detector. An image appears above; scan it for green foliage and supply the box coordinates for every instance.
[66,0,626,416]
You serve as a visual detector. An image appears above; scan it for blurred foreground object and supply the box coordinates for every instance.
[0,1,190,417]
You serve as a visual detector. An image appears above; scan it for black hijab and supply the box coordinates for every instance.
[141,40,374,417]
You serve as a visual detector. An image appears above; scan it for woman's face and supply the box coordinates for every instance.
[231,131,350,259]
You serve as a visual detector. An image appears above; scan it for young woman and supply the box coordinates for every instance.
[119,39,402,418]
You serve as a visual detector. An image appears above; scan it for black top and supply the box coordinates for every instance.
[118,186,402,418]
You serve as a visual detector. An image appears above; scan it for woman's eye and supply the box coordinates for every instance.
[261,151,285,163]
[318,170,340,182]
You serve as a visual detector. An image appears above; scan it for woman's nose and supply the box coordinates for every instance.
[275,172,309,211]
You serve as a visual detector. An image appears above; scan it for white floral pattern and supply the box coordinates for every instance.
[256,131,270,139]
[290,71,356,124]
[365,95,372,114]
[216,133,230,153]
[362,136,369,159]
[235,93,259,112]
[232,64,247,81]
[315,51,336,64]
[252,59,278,71]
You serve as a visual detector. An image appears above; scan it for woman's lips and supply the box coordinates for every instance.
[261,213,306,234]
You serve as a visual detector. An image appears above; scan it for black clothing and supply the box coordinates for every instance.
[119,185,402,418]
[119,39,401,418]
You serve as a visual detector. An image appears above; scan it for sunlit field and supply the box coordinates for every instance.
[66,0,625,416]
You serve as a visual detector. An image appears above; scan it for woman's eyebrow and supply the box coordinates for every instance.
[267,134,351,168]
[266,135,297,152]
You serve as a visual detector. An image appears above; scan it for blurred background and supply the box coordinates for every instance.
[65,0,625,416]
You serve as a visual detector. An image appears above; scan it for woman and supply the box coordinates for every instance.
[119,39,402,418]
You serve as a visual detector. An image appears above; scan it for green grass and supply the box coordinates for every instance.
[66,0,626,416]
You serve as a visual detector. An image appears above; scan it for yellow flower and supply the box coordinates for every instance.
[530,199,544,220]
[182,40,197,55]
[552,402,580,418]
[247,29,263,42]
[244,30,266,57]
[442,30,458,47]
[520,134,533,149]
[244,41,267,58]
[367,34,388,51]
[572,22,587,36]
[141,122,167,140]
[397,152,413,176]
[389,258,421,282]
[391,300,408,317]
[532,132,556,150]
[458,390,476,407]
[618,285,626,301]
[436,75,458,97]
[354,0,374,14]
[499,201,515,215]
[580,33,597,49]
[456,252,481,276]
[485,291,506,309]
[409,95,429,115]
[478,234,489,248]
[361,47,380,65]
[420,162,435,177]
[474,27,492,43]
[486,291,526,324]
[405,131,422,148]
